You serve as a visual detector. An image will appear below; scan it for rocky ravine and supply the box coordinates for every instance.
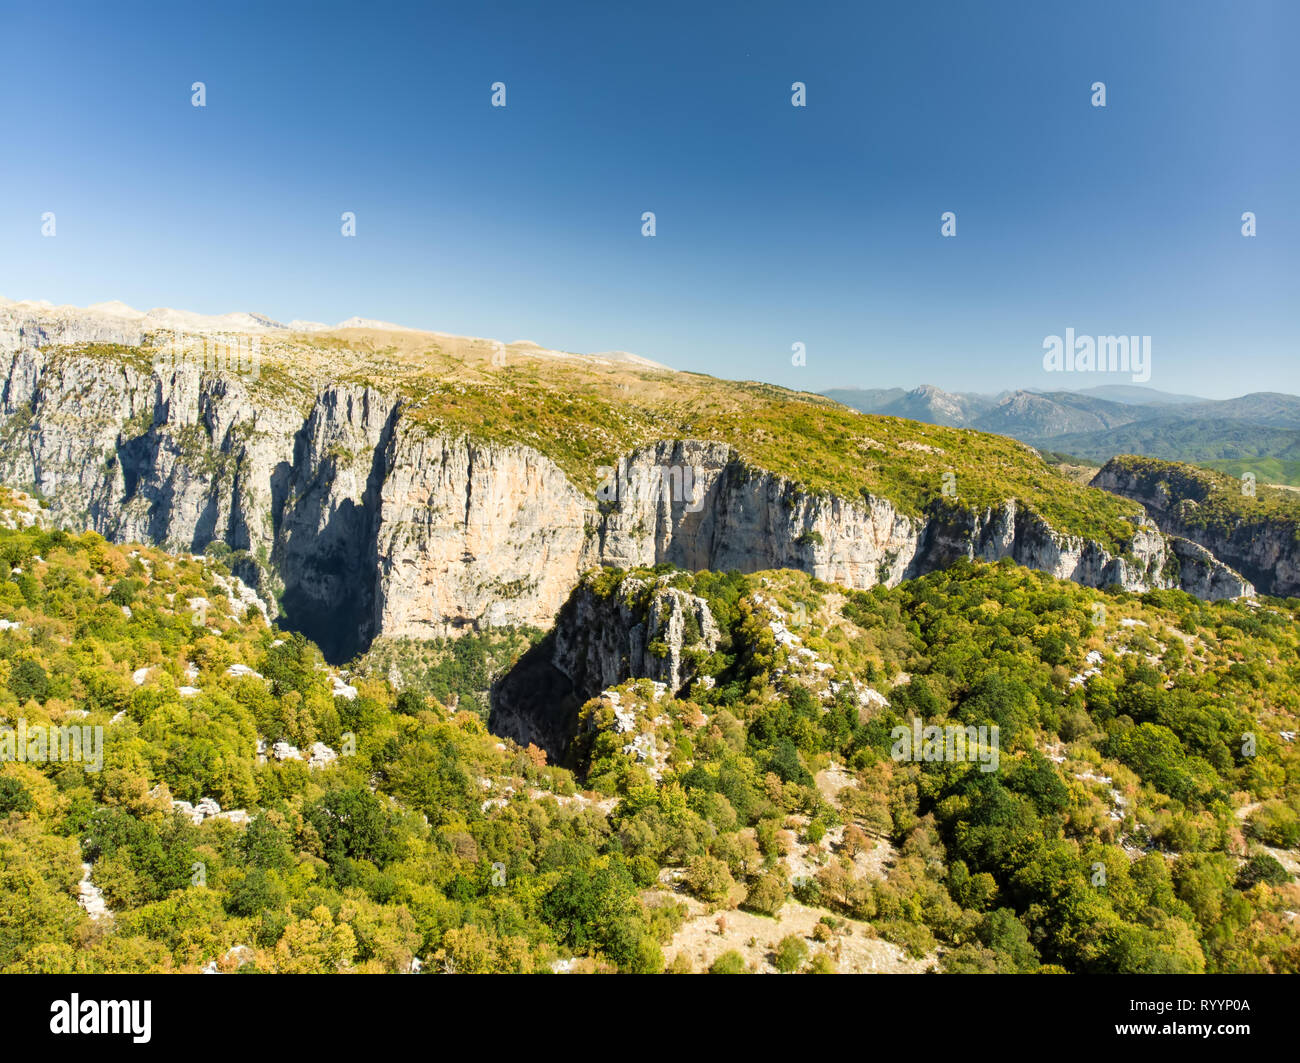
[0,343,1252,661]
[1092,459,1296,598]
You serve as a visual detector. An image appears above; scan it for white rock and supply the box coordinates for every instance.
[214,809,251,826]
[77,862,111,921]
[210,571,271,624]
[859,686,890,709]
[172,799,201,824]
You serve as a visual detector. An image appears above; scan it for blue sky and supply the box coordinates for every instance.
[1,0,1295,398]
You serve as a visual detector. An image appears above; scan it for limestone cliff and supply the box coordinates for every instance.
[490,573,720,759]
[0,344,1254,665]
[1092,458,1288,597]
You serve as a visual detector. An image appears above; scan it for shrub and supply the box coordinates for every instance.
[741,871,788,917]
[108,578,145,607]
[686,855,735,905]
[709,950,747,974]
[807,950,837,973]
[1236,853,1290,890]
[1247,802,1300,849]
[773,934,809,973]
[8,659,48,702]
[0,776,32,815]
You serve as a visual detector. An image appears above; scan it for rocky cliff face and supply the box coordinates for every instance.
[589,440,1249,598]
[0,347,1254,664]
[1092,460,1287,597]
[489,573,719,760]
[914,498,1252,600]
[551,576,720,697]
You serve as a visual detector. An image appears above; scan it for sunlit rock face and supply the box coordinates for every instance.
[0,340,1252,665]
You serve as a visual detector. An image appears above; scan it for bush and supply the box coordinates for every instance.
[1247,802,1300,849]
[108,578,145,607]
[878,919,938,959]
[1236,853,1290,890]
[741,871,788,917]
[709,950,747,974]
[686,855,735,905]
[395,690,427,716]
[8,658,48,703]
[628,854,660,888]
[0,776,32,815]
[773,934,809,973]
[807,950,837,973]
[225,868,288,918]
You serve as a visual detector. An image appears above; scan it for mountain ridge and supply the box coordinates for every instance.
[826,383,1300,486]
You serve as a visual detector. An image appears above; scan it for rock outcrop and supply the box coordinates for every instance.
[1092,458,1284,597]
[552,575,720,697]
[490,573,719,760]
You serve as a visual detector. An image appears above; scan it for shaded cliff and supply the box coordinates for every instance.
[489,573,720,760]
[1092,456,1294,597]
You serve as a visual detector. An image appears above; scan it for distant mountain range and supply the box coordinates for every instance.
[823,385,1300,486]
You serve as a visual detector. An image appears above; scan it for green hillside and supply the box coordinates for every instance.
[1199,458,1300,490]
[1038,418,1300,487]
[3,487,1298,974]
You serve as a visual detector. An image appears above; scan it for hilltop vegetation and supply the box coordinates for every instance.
[3,484,1297,974]
[1097,455,1300,539]
[46,332,1144,552]
[561,562,1300,972]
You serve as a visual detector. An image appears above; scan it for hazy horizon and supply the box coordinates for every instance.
[2,291,1293,405]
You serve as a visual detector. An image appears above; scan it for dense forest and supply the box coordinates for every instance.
[2,486,1297,973]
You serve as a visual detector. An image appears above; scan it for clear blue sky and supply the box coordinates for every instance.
[1,0,1295,398]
